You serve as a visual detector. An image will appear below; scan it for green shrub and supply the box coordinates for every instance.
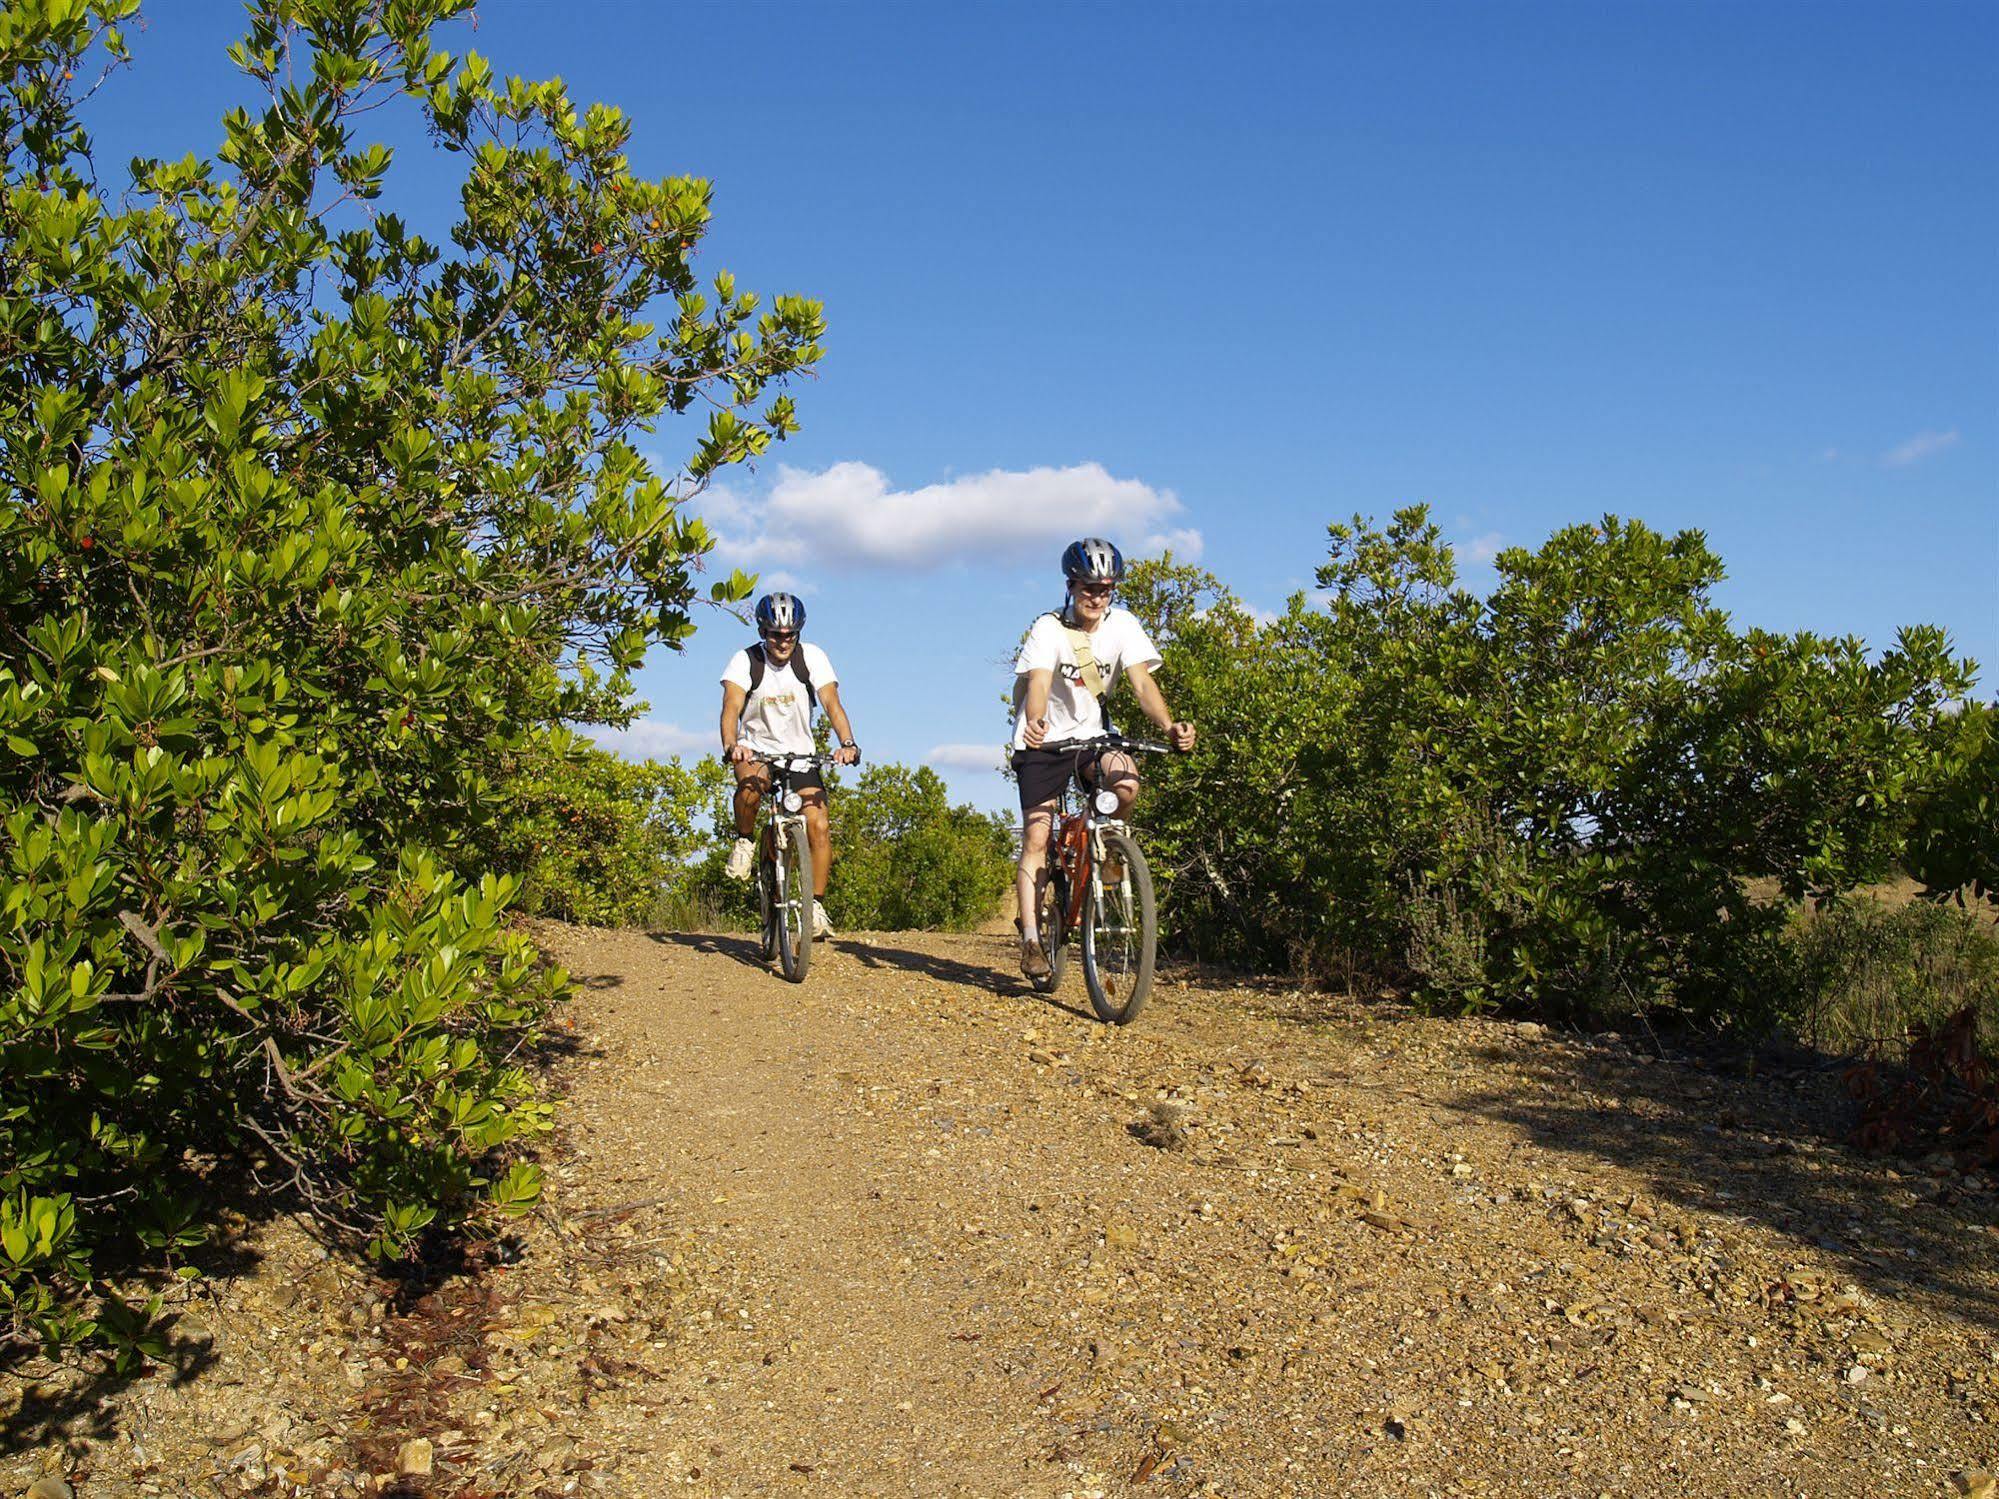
[1117,510,1974,1029]
[663,759,1014,934]
[0,0,821,1359]
[1905,701,1998,905]
[1784,897,1999,1057]
[493,733,721,927]
[826,764,1015,931]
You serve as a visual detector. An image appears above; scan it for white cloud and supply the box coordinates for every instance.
[697,461,1200,571]
[1138,527,1205,561]
[927,742,1008,773]
[587,720,710,762]
[1460,531,1506,565]
[1883,428,1959,467]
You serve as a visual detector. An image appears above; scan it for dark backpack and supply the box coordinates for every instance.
[746,642,815,709]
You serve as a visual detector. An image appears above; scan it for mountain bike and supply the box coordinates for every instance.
[753,752,835,984]
[1026,734,1166,1024]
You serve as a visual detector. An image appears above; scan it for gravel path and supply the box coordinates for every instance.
[6,924,1998,1498]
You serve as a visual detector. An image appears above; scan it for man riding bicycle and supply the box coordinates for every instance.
[1011,538,1195,979]
[720,592,860,940]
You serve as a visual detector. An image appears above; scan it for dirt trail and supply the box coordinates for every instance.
[7,925,1999,1498]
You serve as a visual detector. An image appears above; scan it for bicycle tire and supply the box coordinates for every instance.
[1030,865,1069,994]
[756,831,779,961]
[1081,827,1155,1024]
[776,821,813,984]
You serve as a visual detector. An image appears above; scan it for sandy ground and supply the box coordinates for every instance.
[6,924,1998,1498]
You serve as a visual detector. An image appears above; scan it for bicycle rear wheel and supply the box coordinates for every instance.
[1081,827,1155,1024]
[1030,863,1069,994]
[775,822,813,984]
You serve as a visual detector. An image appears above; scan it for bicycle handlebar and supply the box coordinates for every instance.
[1040,733,1172,756]
[760,751,842,769]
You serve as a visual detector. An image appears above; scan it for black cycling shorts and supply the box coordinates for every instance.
[746,761,825,793]
[1011,746,1105,812]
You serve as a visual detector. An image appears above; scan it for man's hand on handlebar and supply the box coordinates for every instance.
[833,743,860,767]
[1168,720,1197,753]
[727,742,756,766]
[1023,714,1050,750]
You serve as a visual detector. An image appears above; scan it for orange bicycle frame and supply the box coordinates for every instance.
[1056,811,1092,927]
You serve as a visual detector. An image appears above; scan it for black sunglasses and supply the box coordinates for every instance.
[1075,582,1115,597]
[761,629,798,643]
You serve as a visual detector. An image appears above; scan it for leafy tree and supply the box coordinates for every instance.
[1117,511,1975,1027]
[826,764,1015,932]
[1905,701,1999,904]
[491,732,716,927]
[674,759,1015,934]
[0,0,821,1357]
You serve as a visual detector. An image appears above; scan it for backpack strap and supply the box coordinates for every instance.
[745,642,815,709]
[1013,611,1114,728]
[1063,624,1106,701]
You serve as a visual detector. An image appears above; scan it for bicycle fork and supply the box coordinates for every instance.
[1087,823,1137,939]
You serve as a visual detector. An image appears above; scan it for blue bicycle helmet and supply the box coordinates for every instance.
[754,591,806,633]
[1061,536,1125,582]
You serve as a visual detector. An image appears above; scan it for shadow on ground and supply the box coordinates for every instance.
[831,936,1022,991]
[829,937,1103,1023]
[647,929,766,970]
[0,1226,254,1451]
[1442,1030,1999,1327]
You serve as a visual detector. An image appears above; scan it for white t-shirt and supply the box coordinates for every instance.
[722,641,838,757]
[1011,607,1162,751]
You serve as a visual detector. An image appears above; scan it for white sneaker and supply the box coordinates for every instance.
[812,900,834,940]
[725,837,755,881]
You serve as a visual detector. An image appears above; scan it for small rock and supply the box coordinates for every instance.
[1131,1102,1187,1151]
[1849,1329,1891,1355]
[1954,1472,1996,1499]
[26,1479,73,1499]
[1844,1364,1870,1385]
[397,1438,434,1477]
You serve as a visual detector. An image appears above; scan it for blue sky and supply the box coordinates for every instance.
[87,3,1996,814]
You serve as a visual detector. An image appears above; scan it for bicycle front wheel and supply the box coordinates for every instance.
[756,830,779,961]
[775,822,814,984]
[1081,827,1155,1024]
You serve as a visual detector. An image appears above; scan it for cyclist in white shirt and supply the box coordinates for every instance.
[719,592,860,939]
[1010,538,1195,978]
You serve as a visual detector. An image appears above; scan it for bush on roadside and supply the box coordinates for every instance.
[0,0,821,1362]
[1905,701,1998,905]
[490,733,719,927]
[1785,898,1999,1057]
[1116,510,1974,1030]
[667,758,1014,934]
[826,764,1016,931]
